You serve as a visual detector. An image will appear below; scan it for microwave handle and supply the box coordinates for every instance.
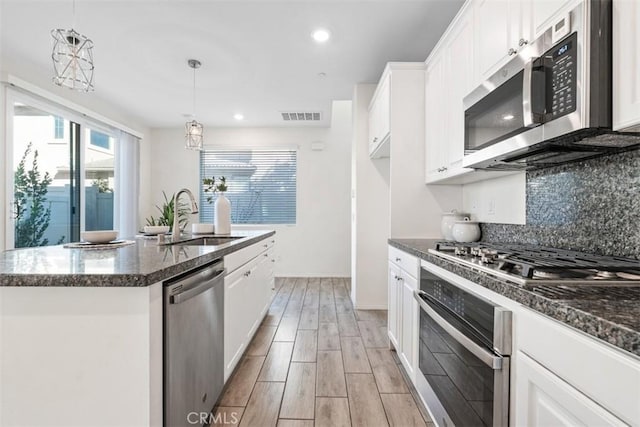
[523,58,540,128]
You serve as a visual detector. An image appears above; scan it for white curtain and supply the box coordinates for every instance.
[115,131,140,237]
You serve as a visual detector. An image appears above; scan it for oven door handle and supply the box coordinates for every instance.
[414,290,503,370]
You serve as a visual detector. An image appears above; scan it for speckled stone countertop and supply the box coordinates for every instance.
[0,230,275,287]
[389,238,640,358]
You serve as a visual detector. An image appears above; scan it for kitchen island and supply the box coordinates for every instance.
[0,230,275,427]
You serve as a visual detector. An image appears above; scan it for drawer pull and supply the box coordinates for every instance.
[395,257,401,262]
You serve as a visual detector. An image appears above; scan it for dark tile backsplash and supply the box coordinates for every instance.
[481,149,640,259]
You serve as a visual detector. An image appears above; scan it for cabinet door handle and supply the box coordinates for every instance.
[264,253,269,257]
[508,48,517,56]
[442,166,448,171]
[518,38,528,47]
[395,257,401,262]
[373,137,378,142]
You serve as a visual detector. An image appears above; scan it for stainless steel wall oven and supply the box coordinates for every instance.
[414,262,512,426]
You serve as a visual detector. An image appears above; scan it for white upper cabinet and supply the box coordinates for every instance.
[532,0,576,38]
[445,10,475,171]
[474,0,533,81]
[613,0,640,131]
[368,73,391,158]
[425,52,446,180]
[425,2,475,184]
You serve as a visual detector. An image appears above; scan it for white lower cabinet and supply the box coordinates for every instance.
[514,307,640,425]
[516,352,625,426]
[387,262,401,349]
[399,271,418,380]
[388,245,419,382]
[223,237,275,381]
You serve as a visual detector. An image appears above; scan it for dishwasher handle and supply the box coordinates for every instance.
[170,267,225,304]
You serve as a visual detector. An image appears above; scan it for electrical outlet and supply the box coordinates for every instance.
[488,199,496,216]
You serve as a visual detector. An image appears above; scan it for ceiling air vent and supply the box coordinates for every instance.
[281,112,322,121]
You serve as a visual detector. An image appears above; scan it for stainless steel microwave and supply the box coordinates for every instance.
[462,0,640,170]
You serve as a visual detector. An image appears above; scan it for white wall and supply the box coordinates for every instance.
[462,173,526,224]
[147,101,352,277]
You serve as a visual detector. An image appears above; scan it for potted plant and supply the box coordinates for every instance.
[202,176,231,235]
[145,191,189,232]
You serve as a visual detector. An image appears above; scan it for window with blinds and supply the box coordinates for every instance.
[200,149,297,225]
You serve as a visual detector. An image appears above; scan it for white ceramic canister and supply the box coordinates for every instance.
[214,193,231,235]
[441,210,469,241]
[452,217,481,242]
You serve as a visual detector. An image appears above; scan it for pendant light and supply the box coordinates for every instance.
[51,0,94,92]
[185,59,204,150]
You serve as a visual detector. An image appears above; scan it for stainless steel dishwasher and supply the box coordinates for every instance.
[164,259,225,427]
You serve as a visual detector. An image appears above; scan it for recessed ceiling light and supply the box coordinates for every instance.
[312,29,331,43]
[233,113,244,121]
[502,114,515,121]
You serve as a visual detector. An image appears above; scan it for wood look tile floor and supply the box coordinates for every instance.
[214,277,434,427]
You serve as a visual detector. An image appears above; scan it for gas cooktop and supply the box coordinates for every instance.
[429,241,640,287]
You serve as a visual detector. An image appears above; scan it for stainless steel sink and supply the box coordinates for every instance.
[171,236,242,246]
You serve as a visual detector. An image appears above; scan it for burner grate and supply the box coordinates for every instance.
[434,241,640,280]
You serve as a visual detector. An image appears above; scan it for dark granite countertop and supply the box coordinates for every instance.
[0,230,275,287]
[389,238,640,358]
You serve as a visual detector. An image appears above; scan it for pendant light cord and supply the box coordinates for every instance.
[192,66,196,118]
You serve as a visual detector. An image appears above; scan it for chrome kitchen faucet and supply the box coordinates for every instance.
[173,188,199,237]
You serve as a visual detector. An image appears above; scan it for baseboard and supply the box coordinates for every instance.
[354,303,388,310]
[275,275,351,279]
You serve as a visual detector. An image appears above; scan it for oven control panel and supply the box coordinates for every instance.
[547,32,577,119]
[433,282,464,316]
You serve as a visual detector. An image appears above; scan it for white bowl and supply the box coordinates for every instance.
[143,225,170,235]
[192,223,214,234]
[81,230,118,244]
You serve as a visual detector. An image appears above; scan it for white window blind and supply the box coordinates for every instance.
[200,149,297,225]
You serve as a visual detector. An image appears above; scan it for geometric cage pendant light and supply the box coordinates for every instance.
[185,59,204,150]
[51,1,94,92]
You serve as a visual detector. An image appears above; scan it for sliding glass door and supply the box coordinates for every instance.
[83,127,116,232]
[11,100,80,247]
[5,89,136,249]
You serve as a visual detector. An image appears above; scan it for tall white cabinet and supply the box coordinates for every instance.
[351,64,461,309]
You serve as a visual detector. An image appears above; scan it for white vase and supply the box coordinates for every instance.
[214,193,231,235]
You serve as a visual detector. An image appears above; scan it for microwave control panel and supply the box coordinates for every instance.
[547,32,577,119]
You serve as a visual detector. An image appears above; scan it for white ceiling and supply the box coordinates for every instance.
[1,0,463,128]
